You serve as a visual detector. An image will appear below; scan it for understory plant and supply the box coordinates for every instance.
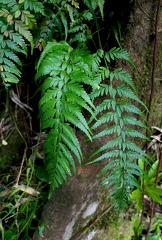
[36,41,148,208]
[0,0,96,85]
[0,149,46,240]
[0,0,155,238]
[0,0,109,238]
[0,0,38,84]
[150,215,162,240]
[131,158,162,210]
[131,128,162,239]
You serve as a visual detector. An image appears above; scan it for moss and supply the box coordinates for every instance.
[92,215,136,240]
[121,0,162,132]
[79,204,138,240]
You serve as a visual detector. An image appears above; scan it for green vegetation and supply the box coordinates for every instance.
[0,0,161,239]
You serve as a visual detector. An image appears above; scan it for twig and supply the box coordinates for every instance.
[145,0,162,238]
[147,0,161,121]
[155,150,162,185]
[71,204,113,240]
[15,147,27,186]
[137,0,155,21]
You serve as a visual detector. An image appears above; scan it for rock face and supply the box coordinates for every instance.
[33,126,111,240]
[33,158,135,240]
[124,0,162,127]
[33,0,162,239]
[33,162,107,240]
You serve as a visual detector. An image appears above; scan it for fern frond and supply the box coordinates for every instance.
[124,174,139,188]
[116,84,145,106]
[125,151,143,161]
[60,11,68,40]
[109,68,135,90]
[88,46,148,210]
[90,83,110,99]
[21,10,37,28]
[69,25,82,33]
[111,187,130,210]
[122,141,145,155]
[67,83,95,109]
[92,150,122,162]
[92,125,119,138]
[23,0,44,14]
[59,143,74,173]
[61,132,81,163]
[99,159,120,173]
[14,20,33,44]
[93,67,110,85]
[105,47,134,66]
[124,128,147,139]
[36,41,96,195]
[41,77,60,94]
[69,29,92,43]
[119,102,145,116]
[122,115,147,128]
[5,39,22,53]
[91,99,116,114]
[65,91,94,116]
[2,65,21,77]
[2,57,17,68]
[0,37,26,83]
[102,168,123,184]
[3,49,21,65]
[82,10,93,20]
[36,41,70,70]
[43,124,82,196]
[92,112,119,128]
[97,0,105,19]
[100,138,122,151]
[0,0,17,9]
[62,123,82,156]
[1,71,19,83]
[8,32,27,53]
[63,105,92,140]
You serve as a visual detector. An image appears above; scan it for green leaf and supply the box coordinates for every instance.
[4,230,17,240]
[14,20,33,44]
[146,160,159,182]
[60,11,68,40]
[36,41,96,195]
[97,0,105,19]
[36,165,49,183]
[23,0,44,14]
[145,186,162,204]
[130,189,142,210]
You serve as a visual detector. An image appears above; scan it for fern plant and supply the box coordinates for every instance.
[36,42,148,209]
[131,158,162,210]
[35,41,97,197]
[0,0,105,85]
[0,0,148,210]
[88,47,148,209]
[0,0,44,84]
[34,0,95,51]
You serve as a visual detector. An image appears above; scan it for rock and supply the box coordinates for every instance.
[33,162,106,240]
